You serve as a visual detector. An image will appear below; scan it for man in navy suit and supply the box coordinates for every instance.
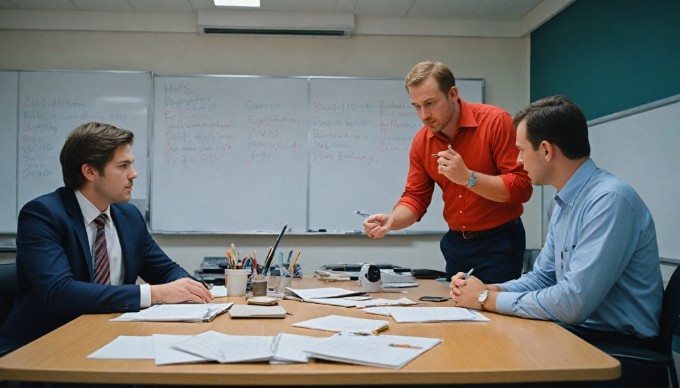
[0,122,213,355]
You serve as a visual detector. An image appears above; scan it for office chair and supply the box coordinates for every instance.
[598,264,680,388]
[522,249,541,273]
[0,262,18,358]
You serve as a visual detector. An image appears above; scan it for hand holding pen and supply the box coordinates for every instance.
[433,144,471,186]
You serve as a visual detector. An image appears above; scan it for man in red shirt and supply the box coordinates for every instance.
[363,61,533,283]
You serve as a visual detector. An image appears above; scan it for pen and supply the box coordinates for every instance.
[464,268,474,279]
[289,250,301,273]
[355,210,370,217]
[431,154,439,157]
[389,343,422,349]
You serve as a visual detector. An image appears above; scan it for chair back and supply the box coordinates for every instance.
[654,264,680,355]
[0,262,17,326]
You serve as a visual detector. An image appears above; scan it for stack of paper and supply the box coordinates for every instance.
[362,306,489,323]
[293,315,389,335]
[304,333,442,369]
[228,304,287,319]
[285,287,365,299]
[88,331,442,369]
[110,303,233,322]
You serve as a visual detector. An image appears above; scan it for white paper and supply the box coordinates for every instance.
[286,287,364,299]
[304,333,442,369]
[87,336,154,359]
[210,285,227,297]
[363,306,489,323]
[293,315,389,334]
[110,303,233,322]
[152,334,211,365]
[270,333,321,363]
[171,330,274,363]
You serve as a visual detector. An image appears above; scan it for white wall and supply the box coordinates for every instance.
[0,28,539,274]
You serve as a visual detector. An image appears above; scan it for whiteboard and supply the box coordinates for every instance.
[17,71,152,213]
[0,71,18,233]
[589,96,680,260]
[151,76,309,233]
[308,77,483,232]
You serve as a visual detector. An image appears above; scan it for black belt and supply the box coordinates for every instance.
[453,218,520,240]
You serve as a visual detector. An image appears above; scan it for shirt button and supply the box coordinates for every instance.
[459,210,463,214]
[458,194,462,198]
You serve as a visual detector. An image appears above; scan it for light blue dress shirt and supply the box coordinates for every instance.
[495,159,663,338]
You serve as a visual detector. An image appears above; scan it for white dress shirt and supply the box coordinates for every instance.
[75,191,151,307]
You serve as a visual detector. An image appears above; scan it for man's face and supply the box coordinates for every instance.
[92,144,137,205]
[516,120,547,185]
[408,77,457,136]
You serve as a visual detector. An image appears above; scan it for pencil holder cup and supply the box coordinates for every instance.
[225,269,249,296]
[275,275,292,294]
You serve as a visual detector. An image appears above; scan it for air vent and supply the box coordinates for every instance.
[198,10,354,38]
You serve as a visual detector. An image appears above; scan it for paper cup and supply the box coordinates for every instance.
[225,269,249,297]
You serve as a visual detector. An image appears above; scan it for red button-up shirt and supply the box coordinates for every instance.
[396,99,533,232]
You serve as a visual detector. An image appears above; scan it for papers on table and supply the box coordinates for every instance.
[110,303,233,322]
[87,335,155,359]
[293,314,389,334]
[305,333,442,369]
[228,304,287,319]
[285,287,365,299]
[89,331,441,369]
[284,286,417,309]
[363,306,489,323]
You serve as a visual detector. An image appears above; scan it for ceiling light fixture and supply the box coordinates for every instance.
[214,0,260,7]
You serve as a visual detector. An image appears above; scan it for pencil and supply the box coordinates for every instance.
[289,250,301,273]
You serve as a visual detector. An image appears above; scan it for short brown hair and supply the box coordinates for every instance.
[59,122,134,189]
[405,61,456,95]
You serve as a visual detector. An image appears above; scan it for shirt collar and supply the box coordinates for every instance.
[426,97,477,140]
[554,158,597,207]
[75,190,111,224]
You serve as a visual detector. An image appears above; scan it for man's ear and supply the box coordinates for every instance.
[81,164,98,182]
[540,141,554,161]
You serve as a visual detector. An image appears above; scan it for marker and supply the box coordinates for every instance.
[355,210,370,217]
[389,343,422,349]
[464,268,474,279]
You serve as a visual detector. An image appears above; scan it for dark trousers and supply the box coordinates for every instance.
[440,218,525,283]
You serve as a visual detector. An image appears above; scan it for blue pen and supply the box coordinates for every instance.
[464,268,474,279]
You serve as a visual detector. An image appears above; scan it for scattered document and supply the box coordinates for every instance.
[228,304,287,319]
[110,303,233,322]
[286,287,365,300]
[210,285,227,297]
[293,314,389,334]
[171,330,274,363]
[271,333,322,363]
[87,335,154,359]
[304,333,442,369]
[152,334,210,365]
[363,306,489,323]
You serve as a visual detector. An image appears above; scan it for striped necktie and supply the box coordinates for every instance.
[93,213,111,285]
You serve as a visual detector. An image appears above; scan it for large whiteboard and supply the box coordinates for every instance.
[589,96,680,260]
[151,76,483,233]
[151,76,309,233]
[0,71,18,233]
[17,71,151,216]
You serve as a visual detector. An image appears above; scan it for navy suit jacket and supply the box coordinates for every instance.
[0,187,190,348]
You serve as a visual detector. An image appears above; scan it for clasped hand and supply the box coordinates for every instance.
[434,148,471,186]
[449,272,486,309]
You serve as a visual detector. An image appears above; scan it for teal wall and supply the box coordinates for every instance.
[530,0,680,120]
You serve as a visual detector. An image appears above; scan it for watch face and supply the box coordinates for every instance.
[478,290,489,303]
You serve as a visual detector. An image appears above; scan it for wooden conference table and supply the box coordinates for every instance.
[0,277,620,386]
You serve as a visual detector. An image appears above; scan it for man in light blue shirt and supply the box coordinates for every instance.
[450,96,665,387]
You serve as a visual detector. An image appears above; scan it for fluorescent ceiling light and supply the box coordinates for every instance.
[214,0,260,7]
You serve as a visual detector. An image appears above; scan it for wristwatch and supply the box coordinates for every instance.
[477,289,490,308]
[466,171,477,189]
